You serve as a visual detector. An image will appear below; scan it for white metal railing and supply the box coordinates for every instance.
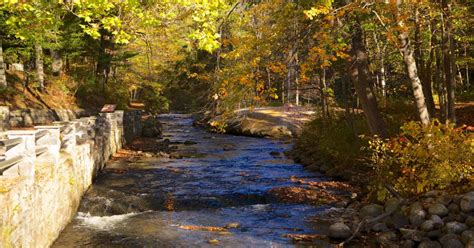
[0,111,125,180]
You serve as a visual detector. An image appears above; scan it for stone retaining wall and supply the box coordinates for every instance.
[0,108,89,131]
[0,109,141,247]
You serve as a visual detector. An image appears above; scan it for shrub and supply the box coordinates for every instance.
[292,113,370,180]
[368,120,474,200]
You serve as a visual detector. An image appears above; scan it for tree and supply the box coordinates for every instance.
[350,20,387,137]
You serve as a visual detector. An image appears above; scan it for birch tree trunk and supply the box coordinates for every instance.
[51,50,63,76]
[350,21,387,137]
[0,39,7,88]
[35,43,45,89]
[396,1,430,125]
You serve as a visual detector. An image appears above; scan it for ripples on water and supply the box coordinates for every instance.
[53,114,333,247]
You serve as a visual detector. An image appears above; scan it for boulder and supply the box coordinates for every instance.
[372,223,388,232]
[428,203,449,217]
[420,220,435,232]
[141,117,162,138]
[447,203,460,214]
[409,203,427,227]
[376,231,398,246]
[445,221,468,234]
[418,240,441,248]
[439,237,464,248]
[360,204,383,218]
[460,192,474,213]
[430,215,444,228]
[385,198,401,213]
[328,223,351,239]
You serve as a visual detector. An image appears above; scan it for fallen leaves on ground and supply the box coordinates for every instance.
[290,176,357,192]
[267,186,342,204]
[179,225,228,232]
[283,234,329,242]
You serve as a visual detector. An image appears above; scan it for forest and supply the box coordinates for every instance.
[0,0,473,221]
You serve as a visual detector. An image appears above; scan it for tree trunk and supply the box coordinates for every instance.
[442,0,456,122]
[414,7,435,117]
[51,50,63,76]
[396,2,430,125]
[35,43,45,89]
[349,21,387,137]
[0,39,7,87]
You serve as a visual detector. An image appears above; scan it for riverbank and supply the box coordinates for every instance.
[196,105,315,139]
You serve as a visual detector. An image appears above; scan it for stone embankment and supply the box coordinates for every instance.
[327,190,474,247]
[0,107,90,131]
[0,107,142,247]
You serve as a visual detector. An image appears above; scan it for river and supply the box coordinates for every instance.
[53,114,335,247]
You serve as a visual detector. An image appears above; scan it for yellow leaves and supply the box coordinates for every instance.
[304,5,330,20]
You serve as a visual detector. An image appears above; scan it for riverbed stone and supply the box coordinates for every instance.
[409,203,427,226]
[437,195,452,206]
[360,204,384,218]
[400,228,424,242]
[448,203,461,214]
[460,192,474,213]
[445,221,468,234]
[428,203,449,217]
[427,230,442,239]
[385,198,401,213]
[372,222,388,232]
[386,211,410,229]
[420,220,435,232]
[439,236,464,248]
[376,231,398,246]
[328,223,351,239]
[418,241,441,248]
[430,215,444,228]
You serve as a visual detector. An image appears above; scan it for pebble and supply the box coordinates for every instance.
[428,203,449,217]
[328,223,352,239]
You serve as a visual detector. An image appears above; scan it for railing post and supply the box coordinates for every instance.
[54,121,76,155]
[0,106,9,132]
[34,125,61,166]
[5,130,36,182]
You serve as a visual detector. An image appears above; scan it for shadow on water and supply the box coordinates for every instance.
[53,114,335,247]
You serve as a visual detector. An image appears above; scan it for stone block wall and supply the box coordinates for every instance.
[0,110,141,248]
[3,109,89,129]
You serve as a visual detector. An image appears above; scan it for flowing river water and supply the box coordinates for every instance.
[53,114,336,247]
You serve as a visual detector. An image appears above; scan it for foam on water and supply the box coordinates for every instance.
[76,212,139,230]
